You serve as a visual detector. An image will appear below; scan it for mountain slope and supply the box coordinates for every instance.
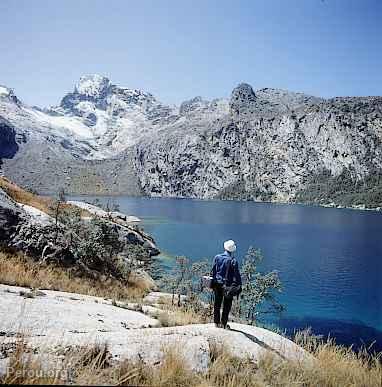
[50,74,179,156]
[1,77,382,207]
[133,84,382,206]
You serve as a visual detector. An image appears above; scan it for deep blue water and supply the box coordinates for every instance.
[70,195,382,351]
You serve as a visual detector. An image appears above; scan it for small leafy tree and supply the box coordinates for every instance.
[50,187,66,243]
[188,259,210,295]
[74,218,125,278]
[239,247,284,324]
[53,209,132,280]
[91,198,102,208]
[164,256,191,306]
[59,207,82,244]
[159,256,210,307]
[104,199,120,213]
[158,256,212,322]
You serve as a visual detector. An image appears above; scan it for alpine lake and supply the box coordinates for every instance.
[69,195,382,352]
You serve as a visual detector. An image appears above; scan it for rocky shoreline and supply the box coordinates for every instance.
[216,195,382,212]
[46,191,382,214]
[0,179,160,281]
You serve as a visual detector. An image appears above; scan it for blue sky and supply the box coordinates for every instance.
[1,0,381,107]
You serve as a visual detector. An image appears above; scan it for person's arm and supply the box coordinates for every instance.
[211,256,217,278]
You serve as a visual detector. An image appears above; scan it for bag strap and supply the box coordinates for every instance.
[224,258,231,284]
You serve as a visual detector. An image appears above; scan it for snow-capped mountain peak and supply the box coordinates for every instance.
[58,75,164,114]
[0,75,229,162]
[74,74,111,98]
[0,76,183,159]
[0,85,11,97]
[0,85,21,105]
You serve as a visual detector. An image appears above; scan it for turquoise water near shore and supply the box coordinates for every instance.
[69,195,382,350]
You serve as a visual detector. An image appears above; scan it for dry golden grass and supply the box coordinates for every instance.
[127,270,158,294]
[1,340,59,385]
[0,176,88,216]
[0,334,380,387]
[204,342,259,387]
[289,329,382,387]
[116,346,196,387]
[155,305,206,327]
[0,176,55,214]
[0,250,147,301]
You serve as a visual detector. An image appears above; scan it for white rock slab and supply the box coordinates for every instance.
[143,291,187,305]
[67,201,141,223]
[17,203,53,225]
[0,284,159,339]
[0,284,313,373]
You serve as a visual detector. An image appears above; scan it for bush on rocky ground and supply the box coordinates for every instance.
[0,181,158,284]
[10,208,134,282]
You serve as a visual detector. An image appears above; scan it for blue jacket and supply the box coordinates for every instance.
[212,251,242,286]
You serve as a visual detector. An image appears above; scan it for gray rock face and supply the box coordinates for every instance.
[0,192,159,276]
[0,118,19,162]
[230,83,257,117]
[1,76,382,207]
[0,138,143,196]
[133,88,382,204]
[0,196,81,265]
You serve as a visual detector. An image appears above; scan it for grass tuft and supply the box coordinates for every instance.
[156,306,205,327]
[0,334,380,386]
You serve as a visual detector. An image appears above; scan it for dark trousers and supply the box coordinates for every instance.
[213,284,233,326]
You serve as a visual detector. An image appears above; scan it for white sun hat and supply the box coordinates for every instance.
[224,240,237,253]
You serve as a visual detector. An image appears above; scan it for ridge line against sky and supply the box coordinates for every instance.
[0,0,381,108]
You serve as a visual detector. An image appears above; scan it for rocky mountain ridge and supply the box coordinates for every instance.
[1,76,382,208]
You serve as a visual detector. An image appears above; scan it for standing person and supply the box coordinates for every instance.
[211,240,242,329]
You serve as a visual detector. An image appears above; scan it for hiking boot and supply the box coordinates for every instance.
[223,324,231,330]
[214,323,221,328]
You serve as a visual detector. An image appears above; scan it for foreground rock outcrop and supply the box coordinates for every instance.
[0,188,22,242]
[0,284,312,374]
[0,181,159,278]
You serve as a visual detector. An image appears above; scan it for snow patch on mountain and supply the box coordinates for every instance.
[74,74,111,98]
[25,107,95,138]
[0,86,10,97]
